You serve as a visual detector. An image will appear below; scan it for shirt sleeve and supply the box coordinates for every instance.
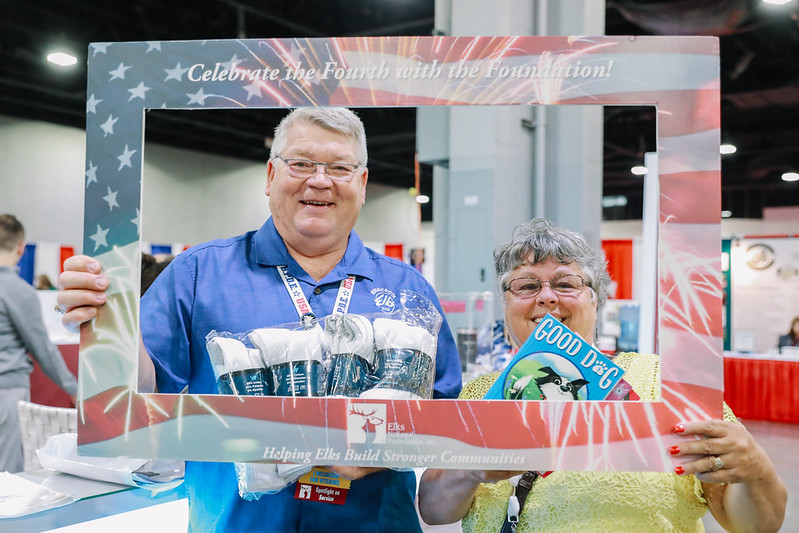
[7,285,77,395]
[141,253,194,394]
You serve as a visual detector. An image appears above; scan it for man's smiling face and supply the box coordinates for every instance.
[266,120,368,255]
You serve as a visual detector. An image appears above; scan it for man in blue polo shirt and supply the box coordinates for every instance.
[58,107,461,532]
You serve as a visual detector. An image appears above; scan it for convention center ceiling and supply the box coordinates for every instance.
[1,0,797,221]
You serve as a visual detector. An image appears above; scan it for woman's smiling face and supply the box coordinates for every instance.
[503,256,598,348]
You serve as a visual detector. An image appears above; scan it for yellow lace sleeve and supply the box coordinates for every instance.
[460,353,710,532]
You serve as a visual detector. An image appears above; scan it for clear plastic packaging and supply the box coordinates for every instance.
[203,290,443,499]
[324,314,375,397]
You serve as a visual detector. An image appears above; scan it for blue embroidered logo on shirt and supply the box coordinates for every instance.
[370,288,396,313]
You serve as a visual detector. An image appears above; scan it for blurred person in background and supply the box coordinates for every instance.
[34,274,56,290]
[0,214,77,472]
[778,316,799,353]
[140,252,173,295]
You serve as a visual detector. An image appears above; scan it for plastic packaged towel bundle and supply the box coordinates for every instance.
[233,462,300,499]
[229,461,314,500]
[250,326,325,397]
[247,327,288,392]
[361,318,437,400]
[206,336,272,396]
[324,314,375,397]
[207,332,305,499]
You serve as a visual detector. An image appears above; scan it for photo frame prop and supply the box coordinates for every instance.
[79,36,722,471]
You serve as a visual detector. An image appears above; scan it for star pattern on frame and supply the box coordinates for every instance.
[243,82,263,101]
[222,54,243,71]
[87,94,102,113]
[100,114,118,136]
[131,208,141,235]
[90,43,109,56]
[164,62,190,82]
[109,62,132,81]
[89,224,109,252]
[85,161,98,188]
[103,186,119,211]
[187,88,209,105]
[117,145,137,170]
[127,81,150,101]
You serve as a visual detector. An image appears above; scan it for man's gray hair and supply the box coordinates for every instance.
[0,214,24,252]
[494,218,612,310]
[270,107,367,165]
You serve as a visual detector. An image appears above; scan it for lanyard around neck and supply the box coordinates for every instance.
[277,265,355,320]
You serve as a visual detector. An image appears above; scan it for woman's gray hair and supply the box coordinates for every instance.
[494,218,612,310]
[270,107,367,165]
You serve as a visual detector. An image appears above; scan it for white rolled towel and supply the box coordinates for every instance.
[324,314,375,365]
[251,326,324,366]
[206,337,263,378]
[359,388,422,400]
[284,325,325,363]
[372,318,436,355]
[251,326,325,397]
[248,328,291,367]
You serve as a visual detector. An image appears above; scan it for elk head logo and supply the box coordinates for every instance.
[346,403,387,444]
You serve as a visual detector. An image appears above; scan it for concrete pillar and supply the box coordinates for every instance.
[419,0,606,297]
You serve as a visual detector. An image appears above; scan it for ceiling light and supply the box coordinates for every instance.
[47,52,77,66]
[721,210,733,218]
[631,166,648,176]
[762,0,792,5]
[720,144,737,155]
[602,195,628,208]
[416,194,430,204]
[782,172,799,182]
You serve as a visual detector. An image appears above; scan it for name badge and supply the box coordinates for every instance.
[294,467,351,505]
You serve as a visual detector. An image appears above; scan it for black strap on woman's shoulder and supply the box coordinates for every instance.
[500,470,539,533]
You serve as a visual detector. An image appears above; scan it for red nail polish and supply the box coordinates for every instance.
[669,445,680,455]
[674,465,685,475]
[674,423,685,433]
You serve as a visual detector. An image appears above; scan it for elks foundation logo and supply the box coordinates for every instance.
[346,402,387,444]
[370,288,396,313]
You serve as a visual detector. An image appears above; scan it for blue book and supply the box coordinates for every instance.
[484,314,625,401]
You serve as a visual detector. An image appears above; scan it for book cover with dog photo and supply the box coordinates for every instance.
[483,314,626,401]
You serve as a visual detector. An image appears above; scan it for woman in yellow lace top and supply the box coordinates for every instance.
[418,218,786,532]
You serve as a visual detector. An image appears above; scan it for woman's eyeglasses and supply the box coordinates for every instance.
[504,274,589,299]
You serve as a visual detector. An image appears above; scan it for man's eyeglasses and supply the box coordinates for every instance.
[276,156,361,182]
[504,274,590,299]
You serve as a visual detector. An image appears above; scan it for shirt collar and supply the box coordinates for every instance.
[253,217,375,283]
